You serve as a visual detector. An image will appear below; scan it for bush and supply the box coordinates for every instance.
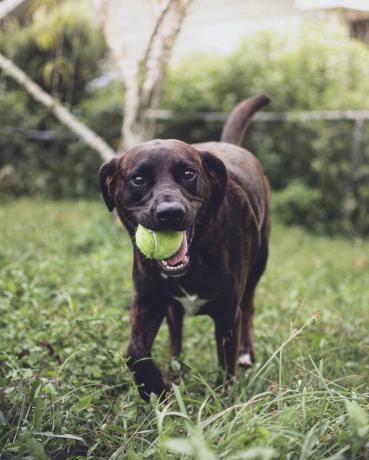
[0,0,105,106]
[162,25,369,112]
[158,26,369,235]
[1,20,369,235]
[272,181,323,230]
[0,1,107,199]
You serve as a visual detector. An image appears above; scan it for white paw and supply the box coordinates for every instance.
[238,353,253,367]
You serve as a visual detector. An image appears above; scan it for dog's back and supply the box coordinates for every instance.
[194,94,271,230]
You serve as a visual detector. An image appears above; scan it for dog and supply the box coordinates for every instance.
[99,95,271,401]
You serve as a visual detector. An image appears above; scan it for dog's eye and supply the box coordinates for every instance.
[183,169,196,181]
[131,175,146,186]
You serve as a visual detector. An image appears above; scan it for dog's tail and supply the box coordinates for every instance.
[220,94,271,146]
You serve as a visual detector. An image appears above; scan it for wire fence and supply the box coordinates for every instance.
[2,108,367,232]
[1,110,367,163]
[146,109,369,123]
[148,109,369,167]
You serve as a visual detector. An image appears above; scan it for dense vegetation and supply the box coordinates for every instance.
[1,5,369,235]
[1,5,368,459]
[0,1,107,198]
[0,200,368,459]
[162,28,369,236]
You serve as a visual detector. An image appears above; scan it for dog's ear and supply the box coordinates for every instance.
[99,157,119,212]
[200,151,228,214]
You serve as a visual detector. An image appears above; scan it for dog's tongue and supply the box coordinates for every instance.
[165,233,188,266]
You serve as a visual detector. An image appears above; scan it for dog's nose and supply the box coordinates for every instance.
[156,202,185,223]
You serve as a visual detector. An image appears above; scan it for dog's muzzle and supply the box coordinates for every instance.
[157,225,195,277]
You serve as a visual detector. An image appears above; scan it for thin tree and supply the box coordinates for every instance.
[95,0,193,150]
[0,0,193,158]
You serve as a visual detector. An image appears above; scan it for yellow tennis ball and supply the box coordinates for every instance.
[135,224,184,259]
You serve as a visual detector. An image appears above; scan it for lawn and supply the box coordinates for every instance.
[0,200,368,459]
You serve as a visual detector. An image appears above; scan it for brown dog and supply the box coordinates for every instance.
[100,95,271,401]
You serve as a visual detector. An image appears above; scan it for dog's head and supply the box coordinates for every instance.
[100,139,227,277]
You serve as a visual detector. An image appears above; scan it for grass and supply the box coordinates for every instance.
[0,199,368,459]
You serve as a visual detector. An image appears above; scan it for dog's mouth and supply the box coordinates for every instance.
[158,226,194,277]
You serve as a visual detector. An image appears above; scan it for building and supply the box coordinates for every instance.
[295,0,369,42]
[173,0,299,61]
[172,0,369,62]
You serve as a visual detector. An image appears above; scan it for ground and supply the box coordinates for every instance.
[0,200,368,460]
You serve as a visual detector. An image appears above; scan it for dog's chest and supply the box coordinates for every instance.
[172,287,209,315]
[163,259,219,315]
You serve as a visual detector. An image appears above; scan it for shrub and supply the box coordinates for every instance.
[0,1,107,199]
[1,20,369,235]
[272,181,323,230]
[163,25,369,112]
[159,25,369,235]
[0,0,105,106]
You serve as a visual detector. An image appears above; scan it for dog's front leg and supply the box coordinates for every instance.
[214,306,241,380]
[167,303,184,383]
[126,296,168,402]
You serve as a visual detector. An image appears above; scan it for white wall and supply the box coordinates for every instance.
[171,0,302,61]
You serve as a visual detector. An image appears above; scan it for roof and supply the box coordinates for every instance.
[295,0,369,12]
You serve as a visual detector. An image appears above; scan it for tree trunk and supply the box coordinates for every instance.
[96,0,193,151]
[0,0,193,161]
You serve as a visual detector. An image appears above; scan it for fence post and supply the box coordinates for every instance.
[347,117,365,224]
[350,117,364,190]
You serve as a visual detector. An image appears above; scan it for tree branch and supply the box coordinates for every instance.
[0,52,116,162]
[143,0,193,109]
[0,0,25,21]
[94,0,193,149]
[138,0,176,92]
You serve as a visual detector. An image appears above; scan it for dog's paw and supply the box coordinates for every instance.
[238,351,255,368]
[128,357,169,402]
[138,381,169,403]
[168,358,183,384]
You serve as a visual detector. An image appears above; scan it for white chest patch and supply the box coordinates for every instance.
[173,288,209,315]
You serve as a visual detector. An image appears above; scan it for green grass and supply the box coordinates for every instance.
[0,199,368,460]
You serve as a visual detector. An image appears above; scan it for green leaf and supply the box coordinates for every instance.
[33,431,88,447]
[25,435,50,460]
[102,424,126,434]
[165,438,192,454]
[229,447,277,460]
[345,400,369,438]
[78,394,92,410]
[32,395,42,430]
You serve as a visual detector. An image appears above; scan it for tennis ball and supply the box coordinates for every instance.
[135,224,183,259]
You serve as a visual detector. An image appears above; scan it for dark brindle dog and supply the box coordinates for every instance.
[100,95,271,401]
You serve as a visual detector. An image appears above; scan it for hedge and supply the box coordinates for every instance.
[1,16,369,235]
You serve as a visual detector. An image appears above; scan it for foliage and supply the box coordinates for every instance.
[272,181,323,230]
[0,0,105,106]
[0,0,107,199]
[1,20,369,234]
[159,26,369,235]
[162,25,369,112]
[78,81,124,150]
[0,200,369,458]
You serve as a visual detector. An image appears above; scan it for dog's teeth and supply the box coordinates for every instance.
[160,256,189,276]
